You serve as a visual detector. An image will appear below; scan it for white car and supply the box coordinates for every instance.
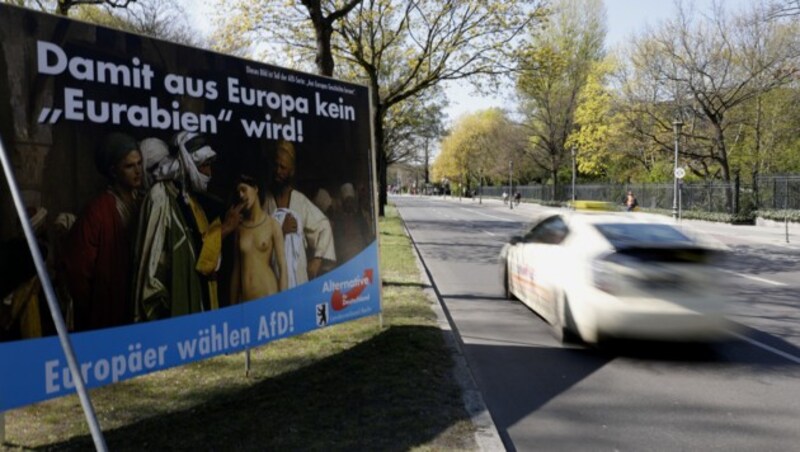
[500,206,734,344]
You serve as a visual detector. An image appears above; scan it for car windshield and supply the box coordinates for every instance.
[593,223,693,249]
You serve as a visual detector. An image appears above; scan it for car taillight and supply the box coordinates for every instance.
[592,258,619,294]
[592,253,642,295]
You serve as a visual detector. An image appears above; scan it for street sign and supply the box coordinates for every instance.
[675,167,686,179]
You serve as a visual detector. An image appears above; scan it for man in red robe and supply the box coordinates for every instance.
[63,132,143,331]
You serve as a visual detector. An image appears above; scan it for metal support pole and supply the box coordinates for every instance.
[786,178,790,244]
[672,118,683,220]
[0,139,107,451]
[786,216,790,244]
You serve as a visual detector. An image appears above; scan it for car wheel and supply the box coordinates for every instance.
[551,293,580,344]
[503,257,516,300]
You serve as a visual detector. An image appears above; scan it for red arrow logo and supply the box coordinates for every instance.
[331,269,374,311]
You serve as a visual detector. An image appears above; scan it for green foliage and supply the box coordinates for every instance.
[516,0,606,187]
[615,2,800,186]
[635,207,758,224]
[519,198,567,208]
[756,209,800,223]
[433,108,529,184]
[567,57,619,177]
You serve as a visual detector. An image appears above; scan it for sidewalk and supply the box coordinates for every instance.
[423,194,798,247]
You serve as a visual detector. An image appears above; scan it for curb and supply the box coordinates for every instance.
[398,211,505,452]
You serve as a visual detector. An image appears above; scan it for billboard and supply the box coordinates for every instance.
[0,4,380,411]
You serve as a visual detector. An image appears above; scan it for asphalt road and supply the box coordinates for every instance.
[392,194,800,452]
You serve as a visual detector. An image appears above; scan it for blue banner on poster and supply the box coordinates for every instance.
[0,242,380,410]
[0,4,380,410]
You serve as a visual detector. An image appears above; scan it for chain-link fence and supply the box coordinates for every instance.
[477,175,800,213]
[755,175,800,210]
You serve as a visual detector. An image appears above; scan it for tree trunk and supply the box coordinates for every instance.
[377,132,387,217]
[315,25,335,76]
[370,86,386,217]
[57,1,71,15]
[550,150,559,201]
[302,0,335,77]
[423,139,430,184]
[713,123,733,212]
[753,96,763,209]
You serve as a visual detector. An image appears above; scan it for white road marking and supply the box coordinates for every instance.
[457,207,514,222]
[481,230,496,236]
[720,269,787,286]
[731,332,800,364]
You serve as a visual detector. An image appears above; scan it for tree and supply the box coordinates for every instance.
[565,56,625,180]
[515,0,606,198]
[433,108,530,191]
[382,87,448,185]
[73,0,200,47]
[213,0,362,76]
[57,0,134,15]
[299,0,362,76]
[336,0,546,214]
[631,1,799,189]
[2,0,136,15]
[767,0,800,19]
[383,87,447,165]
[612,33,702,184]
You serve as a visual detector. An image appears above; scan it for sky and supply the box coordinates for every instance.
[186,0,751,124]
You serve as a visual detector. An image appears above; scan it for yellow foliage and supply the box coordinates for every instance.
[433,109,523,183]
[566,57,625,176]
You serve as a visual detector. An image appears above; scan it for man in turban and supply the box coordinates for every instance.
[263,140,335,288]
[62,132,142,331]
[133,132,242,321]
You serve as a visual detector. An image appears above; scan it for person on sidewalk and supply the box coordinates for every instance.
[624,190,639,212]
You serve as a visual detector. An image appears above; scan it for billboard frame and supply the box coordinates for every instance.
[0,4,381,442]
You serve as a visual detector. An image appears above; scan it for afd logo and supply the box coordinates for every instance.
[322,269,374,311]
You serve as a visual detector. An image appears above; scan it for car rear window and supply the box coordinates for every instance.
[593,223,692,248]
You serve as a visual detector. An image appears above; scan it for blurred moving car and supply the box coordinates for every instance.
[499,204,734,344]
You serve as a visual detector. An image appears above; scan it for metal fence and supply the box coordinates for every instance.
[477,175,800,213]
[756,175,800,210]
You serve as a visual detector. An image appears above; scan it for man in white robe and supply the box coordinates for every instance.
[263,141,335,288]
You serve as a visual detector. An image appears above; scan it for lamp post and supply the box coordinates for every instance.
[672,117,683,220]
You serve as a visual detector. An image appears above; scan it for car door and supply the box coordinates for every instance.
[516,216,570,324]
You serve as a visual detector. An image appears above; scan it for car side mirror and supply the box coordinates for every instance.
[509,235,524,245]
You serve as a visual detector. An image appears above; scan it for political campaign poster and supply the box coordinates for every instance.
[0,3,381,411]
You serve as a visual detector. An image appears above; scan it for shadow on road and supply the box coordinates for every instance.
[722,244,800,275]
